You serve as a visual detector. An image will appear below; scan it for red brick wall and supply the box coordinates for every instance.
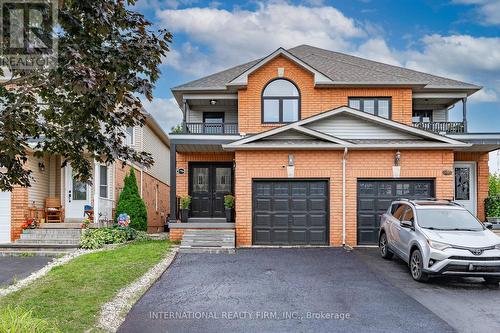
[115,164,170,233]
[11,186,29,241]
[238,55,413,133]
[234,150,455,247]
[454,151,489,221]
[175,152,235,198]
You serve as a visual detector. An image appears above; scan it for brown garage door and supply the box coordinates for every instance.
[357,179,435,245]
[253,180,329,245]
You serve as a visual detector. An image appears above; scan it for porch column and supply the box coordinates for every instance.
[182,101,188,132]
[169,142,177,223]
[462,97,468,133]
[93,160,100,224]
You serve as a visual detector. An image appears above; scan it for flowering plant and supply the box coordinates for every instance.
[21,218,38,230]
[81,218,91,229]
[117,213,130,228]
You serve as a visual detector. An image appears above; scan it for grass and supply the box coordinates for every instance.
[0,240,171,333]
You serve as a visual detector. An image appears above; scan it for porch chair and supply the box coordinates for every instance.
[45,197,63,223]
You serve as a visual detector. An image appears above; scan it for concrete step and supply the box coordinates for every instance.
[180,229,235,254]
[0,243,79,256]
[40,223,82,229]
[24,228,81,235]
[187,217,227,223]
[0,250,72,257]
[16,239,81,245]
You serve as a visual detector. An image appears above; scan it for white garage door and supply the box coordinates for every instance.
[0,192,11,243]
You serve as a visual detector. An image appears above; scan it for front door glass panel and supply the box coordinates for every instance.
[455,167,470,200]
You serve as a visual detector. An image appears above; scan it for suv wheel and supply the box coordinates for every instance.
[410,249,429,282]
[379,233,393,259]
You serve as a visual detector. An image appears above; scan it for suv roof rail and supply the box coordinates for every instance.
[395,198,463,207]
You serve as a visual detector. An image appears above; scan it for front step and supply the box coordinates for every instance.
[187,217,227,223]
[0,243,79,256]
[40,223,82,229]
[180,229,235,254]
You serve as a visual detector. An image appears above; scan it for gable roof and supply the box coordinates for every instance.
[172,45,481,93]
[223,106,470,150]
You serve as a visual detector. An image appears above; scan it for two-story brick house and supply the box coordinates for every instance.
[168,45,500,248]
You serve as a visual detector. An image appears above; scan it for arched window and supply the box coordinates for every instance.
[262,79,300,123]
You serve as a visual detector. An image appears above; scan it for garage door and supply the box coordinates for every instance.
[357,179,434,245]
[253,180,328,245]
[0,192,11,243]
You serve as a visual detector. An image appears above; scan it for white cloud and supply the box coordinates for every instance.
[141,97,183,133]
[158,2,366,76]
[453,0,500,25]
[354,39,401,66]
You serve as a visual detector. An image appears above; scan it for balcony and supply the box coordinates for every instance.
[412,122,465,134]
[181,122,239,135]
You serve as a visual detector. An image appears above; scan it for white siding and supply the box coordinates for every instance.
[264,130,315,141]
[432,109,448,122]
[142,125,170,185]
[306,114,421,140]
[27,154,51,209]
[187,110,238,123]
[0,191,11,243]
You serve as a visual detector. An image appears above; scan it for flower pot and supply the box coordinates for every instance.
[180,209,189,223]
[225,208,234,222]
[486,217,500,224]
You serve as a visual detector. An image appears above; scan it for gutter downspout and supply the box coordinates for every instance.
[140,167,144,198]
[342,147,348,247]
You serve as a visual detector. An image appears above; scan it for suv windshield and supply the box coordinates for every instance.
[416,209,484,231]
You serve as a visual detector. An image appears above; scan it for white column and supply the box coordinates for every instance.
[93,160,100,224]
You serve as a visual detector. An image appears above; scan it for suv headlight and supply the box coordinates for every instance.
[427,239,451,251]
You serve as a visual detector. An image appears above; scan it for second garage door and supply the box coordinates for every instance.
[253,180,328,245]
[357,179,435,245]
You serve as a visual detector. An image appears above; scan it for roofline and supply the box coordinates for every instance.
[223,143,469,151]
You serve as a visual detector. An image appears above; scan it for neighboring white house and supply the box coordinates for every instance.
[490,150,500,174]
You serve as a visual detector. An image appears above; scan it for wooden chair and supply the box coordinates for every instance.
[45,197,63,223]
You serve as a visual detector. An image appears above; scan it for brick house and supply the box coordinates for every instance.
[168,45,500,247]
[0,113,170,243]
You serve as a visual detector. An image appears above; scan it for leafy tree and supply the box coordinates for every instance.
[0,0,172,191]
[115,168,148,231]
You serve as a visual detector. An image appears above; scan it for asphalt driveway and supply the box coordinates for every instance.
[0,256,53,287]
[119,248,454,333]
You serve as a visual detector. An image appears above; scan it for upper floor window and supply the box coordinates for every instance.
[348,97,391,119]
[262,79,300,123]
[124,127,134,146]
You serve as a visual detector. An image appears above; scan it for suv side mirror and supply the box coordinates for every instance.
[400,220,413,229]
[484,222,493,230]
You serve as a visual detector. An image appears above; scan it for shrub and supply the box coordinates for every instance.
[80,228,129,249]
[485,174,500,218]
[134,230,150,242]
[224,195,235,209]
[115,169,148,231]
[489,174,500,197]
[180,195,191,209]
[0,306,60,333]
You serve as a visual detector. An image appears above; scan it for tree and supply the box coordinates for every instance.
[0,0,172,191]
[115,168,147,231]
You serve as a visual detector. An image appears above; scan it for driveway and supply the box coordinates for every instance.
[0,256,53,287]
[356,248,500,333]
[119,248,453,333]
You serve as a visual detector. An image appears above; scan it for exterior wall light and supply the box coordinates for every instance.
[393,151,401,178]
[210,99,217,105]
[38,162,45,172]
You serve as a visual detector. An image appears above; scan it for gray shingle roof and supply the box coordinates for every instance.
[172,44,480,91]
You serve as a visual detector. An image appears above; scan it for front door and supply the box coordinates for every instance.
[65,165,91,219]
[454,162,477,215]
[190,163,232,218]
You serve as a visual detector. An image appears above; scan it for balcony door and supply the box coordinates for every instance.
[203,112,224,134]
[189,163,233,218]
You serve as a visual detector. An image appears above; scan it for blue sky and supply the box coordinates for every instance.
[133,0,500,136]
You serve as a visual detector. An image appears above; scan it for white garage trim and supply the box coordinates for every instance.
[0,191,12,243]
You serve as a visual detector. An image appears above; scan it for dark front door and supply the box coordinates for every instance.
[357,179,434,245]
[253,180,329,245]
[190,163,233,218]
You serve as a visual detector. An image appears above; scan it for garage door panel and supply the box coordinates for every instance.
[273,214,289,227]
[253,180,328,245]
[357,179,434,245]
[290,198,307,211]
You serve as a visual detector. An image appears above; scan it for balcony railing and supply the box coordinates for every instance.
[182,122,239,135]
[412,122,465,134]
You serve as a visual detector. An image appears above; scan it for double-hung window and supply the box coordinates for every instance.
[99,165,108,198]
[262,79,300,123]
[348,98,391,119]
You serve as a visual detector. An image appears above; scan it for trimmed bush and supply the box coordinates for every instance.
[0,306,60,333]
[485,174,500,218]
[80,228,129,249]
[115,169,148,231]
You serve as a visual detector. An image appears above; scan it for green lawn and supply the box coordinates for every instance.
[0,240,172,333]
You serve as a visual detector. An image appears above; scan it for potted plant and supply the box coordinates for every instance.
[180,195,191,222]
[224,195,235,222]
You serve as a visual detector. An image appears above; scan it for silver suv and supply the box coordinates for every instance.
[379,199,500,284]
